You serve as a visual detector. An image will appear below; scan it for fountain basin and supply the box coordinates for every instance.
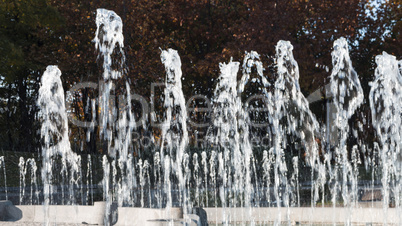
[12,202,195,225]
[5,203,400,225]
[203,207,398,225]
[16,202,106,224]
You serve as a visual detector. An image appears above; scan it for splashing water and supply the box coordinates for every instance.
[160,49,189,162]
[159,48,189,219]
[207,60,240,149]
[201,151,208,207]
[102,155,112,225]
[275,40,320,166]
[238,51,273,223]
[114,82,136,207]
[19,157,26,205]
[153,152,162,208]
[86,154,94,205]
[26,158,39,205]
[94,8,125,144]
[16,8,402,225]
[0,156,7,200]
[206,59,240,217]
[94,9,138,218]
[331,38,364,122]
[369,52,402,219]
[329,38,363,224]
[38,65,80,224]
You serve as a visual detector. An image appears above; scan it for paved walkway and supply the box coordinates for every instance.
[0,223,88,226]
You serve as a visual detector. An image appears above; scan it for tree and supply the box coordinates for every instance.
[1,0,399,154]
[0,0,63,152]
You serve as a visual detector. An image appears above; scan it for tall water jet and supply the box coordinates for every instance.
[271,40,320,222]
[94,9,136,211]
[0,156,6,200]
[239,51,274,148]
[102,155,112,224]
[275,40,319,166]
[290,156,300,207]
[159,49,189,217]
[275,40,325,210]
[23,158,39,205]
[192,153,201,207]
[272,42,292,220]
[262,149,274,208]
[205,60,240,224]
[238,51,272,222]
[329,37,363,221]
[201,151,208,207]
[86,154,93,206]
[153,152,162,208]
[9,7,402,224]
[19,157,26,205]
[114,82,136,207]
[207,60,240,147]
[183,153,191,211]
[93,8,125,150]
[369,52,402,219]
[38,65,80,224]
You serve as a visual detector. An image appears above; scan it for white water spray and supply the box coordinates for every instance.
[38,65,80,224]
[159,48,189,217]
[369,52,402,217]
[329,37,363,223]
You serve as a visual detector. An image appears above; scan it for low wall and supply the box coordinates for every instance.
[204,207,402,225]
[17,202,105,225]
[9,203,402,225]
[115,207,183,226]
[15,203,188,225]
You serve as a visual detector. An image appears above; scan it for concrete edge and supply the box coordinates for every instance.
[203,207,402,224]
[10,204,402,225]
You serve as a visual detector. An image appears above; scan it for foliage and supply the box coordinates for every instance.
[0,0,400,155]
[0,0,63,152]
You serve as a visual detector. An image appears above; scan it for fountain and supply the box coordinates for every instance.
[0,8,401,226]
[369,52,402,223]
